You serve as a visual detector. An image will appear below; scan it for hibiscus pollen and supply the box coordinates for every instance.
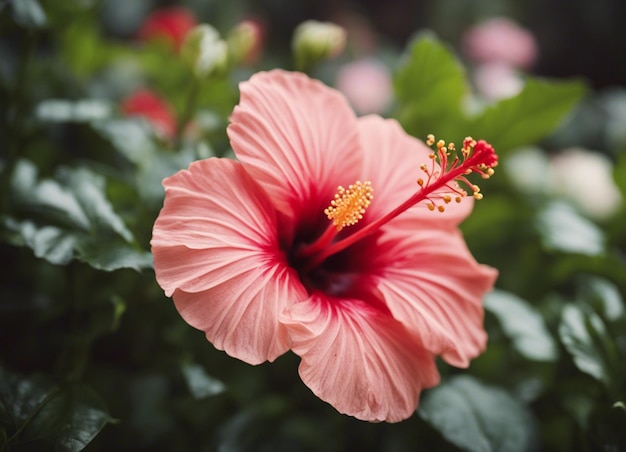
[325,180,374,231]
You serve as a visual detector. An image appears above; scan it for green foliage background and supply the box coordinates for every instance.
[2,0,626,451]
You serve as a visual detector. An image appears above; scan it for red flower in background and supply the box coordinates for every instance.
[120,90,176,139]
[138,7,197,52]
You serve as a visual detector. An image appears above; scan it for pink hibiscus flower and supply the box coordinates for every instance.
[151,70,498,422]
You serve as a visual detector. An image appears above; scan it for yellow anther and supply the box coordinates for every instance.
[455,196,462,203]
[437,205,445,212]
[443,195,452,204]
[325,180,374,231]
[437,140,446,149]
[448,142,456,151]
[417,178,424,186]
[427,203,435,211]
[474,192,483,200]
[426,134,435,146]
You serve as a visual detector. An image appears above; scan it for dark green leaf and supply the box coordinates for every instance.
[469,78,586,154]
[394,33,467,138]
[11,160,90,231]
[10,0,47,28]
[75,240,153,272]
[559,304,620,389]
[536,201,605,256]
[418,375,537,452]
[578,276,624,322]
[181,364,226,399]
[485,290,558,362]
[0,368,113,451]
[91,118,157,165]
[57,167,133,242]
[4,220,76,264]
[5,160,151,271]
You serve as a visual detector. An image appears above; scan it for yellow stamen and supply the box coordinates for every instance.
[324,180,373,231]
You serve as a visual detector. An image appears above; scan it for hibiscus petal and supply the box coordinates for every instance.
[281,294,440,422]
[228,70,362,228]
[357,115,473,227]
[151,158,308,364]
[372,228,498,367]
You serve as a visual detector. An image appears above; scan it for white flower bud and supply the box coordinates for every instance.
[181,24,228,78]
[292,20,346,70]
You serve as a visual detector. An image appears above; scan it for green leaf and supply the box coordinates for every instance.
[10,0,47,29]
[11,160,90,231]
[57,167,133,242]
[0,368,113,451]
[91,118,157,165]
[36,99,113,123]
[485,290,558,362]
[419,375,537,452]
[394,32,467,138]
[469,78,586,154]
[4,160,152,271]
[181,364,226,399]
[578,276,624,322]
[536,201,605,256]
[559,304,620,389]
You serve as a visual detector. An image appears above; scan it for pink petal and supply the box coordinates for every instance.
[357,115,473,227]
[228,70,362,230]
[281,294,440,422]
[371,228,498,367]
[151,158,308,364]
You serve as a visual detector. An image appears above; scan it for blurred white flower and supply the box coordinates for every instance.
[335,58,392,114]
[504,147,550,196]
[548,148,622,220]
[505,147,622,220]
[463,18,538,69]
[181,24,229,78]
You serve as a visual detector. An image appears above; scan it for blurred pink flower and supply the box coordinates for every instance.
[335,58,393,114]
[120,89,176,139]
[138,7,197,52]
[463,18,537,69]
[151,70,498,422]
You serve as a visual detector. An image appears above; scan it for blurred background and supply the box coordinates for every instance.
[2,0,626,451]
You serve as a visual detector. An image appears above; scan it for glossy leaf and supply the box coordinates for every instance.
[578,276,624,322]
[419,375,537,452]
[536,201,605,256]
[181,364,226,399]
[0,368,113,451]
[559,304,620,389]
[485,290,558,362]
[36,99,113,123]
[469,78,587,154]
[10,0,47,28]
[5,161,152,271]
[394,33,467,138]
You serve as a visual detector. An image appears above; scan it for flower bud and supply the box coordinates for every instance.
[181,24,229,78]
[292,20,346,70]
[227,19,264,66]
